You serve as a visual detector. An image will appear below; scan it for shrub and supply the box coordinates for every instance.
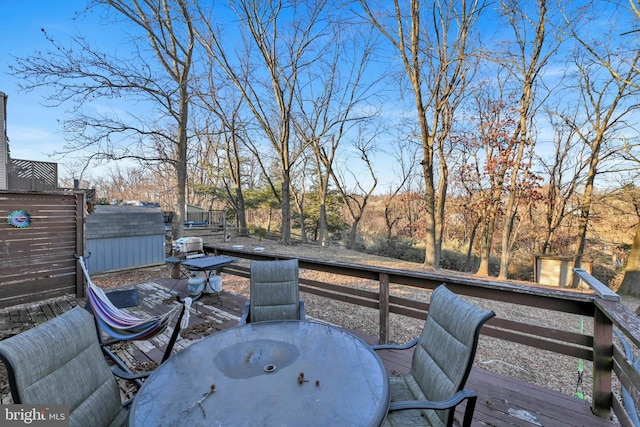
[365,238,424,263]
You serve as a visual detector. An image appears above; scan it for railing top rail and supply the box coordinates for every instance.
[207,244,601,306]
[573,268,620,301]
[597,297,640,347]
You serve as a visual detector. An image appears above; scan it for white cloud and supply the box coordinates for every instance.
[7,125,64,162]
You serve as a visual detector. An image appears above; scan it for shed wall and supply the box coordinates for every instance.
[85,205,165,273]
[86,235,165,273]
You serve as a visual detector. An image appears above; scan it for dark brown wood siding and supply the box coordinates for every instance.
[0,191,85,308]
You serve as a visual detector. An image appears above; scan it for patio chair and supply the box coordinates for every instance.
[0,307,150,427]
[373,284,495,427]
[238,259,305,325]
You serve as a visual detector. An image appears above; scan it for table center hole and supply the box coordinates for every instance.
[264,364,276,373]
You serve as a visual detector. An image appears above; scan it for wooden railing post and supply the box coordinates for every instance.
[75,191,86,298]
[592,307,613,418]
[379,272,389,344]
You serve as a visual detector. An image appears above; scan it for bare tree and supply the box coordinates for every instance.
[194,65,253,235]
[493,0,561,278]
[359,0,487,268]
[618,180,640,296]
[381,139,420,241]
[330,126,379,249]
[219,105,251,235]
[292,21,381,246]
[557,49,640,278]
[457,87,528,276]
[10,0,196,241]
[289,151,314,242]
[188,115,222,210]
[535,109,585,255]
[616,139,640,295]
[592,0,640,295]
[94,165,159,204]
[198,0,330,244]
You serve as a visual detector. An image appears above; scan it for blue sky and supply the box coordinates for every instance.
[0,1,402,189]
[1,1,114,164]
[2,2,630,193]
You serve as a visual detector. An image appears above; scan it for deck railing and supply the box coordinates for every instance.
[205,244,640,424]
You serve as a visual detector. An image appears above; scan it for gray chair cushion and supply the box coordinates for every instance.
[0,307,126,427]
[383,375,437,426]
[384,285,495,427]
[249,259,301,323]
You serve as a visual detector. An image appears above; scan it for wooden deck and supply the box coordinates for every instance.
[0,278,620,426]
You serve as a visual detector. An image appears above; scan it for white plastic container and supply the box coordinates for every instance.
[187,273,206,296]
[205,275,222,294]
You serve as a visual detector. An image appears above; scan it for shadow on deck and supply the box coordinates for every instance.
[0,278,619,427]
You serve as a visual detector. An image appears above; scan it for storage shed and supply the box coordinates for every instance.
[86,205,165,273]
[534,255,592,288]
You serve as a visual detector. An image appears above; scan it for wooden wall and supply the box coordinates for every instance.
[0,191,85,308]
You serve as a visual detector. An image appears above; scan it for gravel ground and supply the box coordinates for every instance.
[90,235,640,404]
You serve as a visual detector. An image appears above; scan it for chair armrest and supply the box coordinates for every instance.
[112,367,154,408]
[238,302,250,325]
[299,300,305,321]
[388,389,478,427]
[389,388,477,411]
[372,337,419,351]
[110,366,152,381]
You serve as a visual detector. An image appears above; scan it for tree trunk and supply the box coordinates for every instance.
[236,186,248,235]
[498,126,529,279]
[172,86,189,242]
[318,204,328,246]
[347,220,360,250]
[422,138,438,268]
[296,197,308,243]
[465,223,478,272]
[281,177,292,244]
[435,157,448,270]
[572,152,599,284]
[477,213,496,276]
[476,184,502,276]
[498,210,518,279]
[619,223,640,296]
[477,239,490,276]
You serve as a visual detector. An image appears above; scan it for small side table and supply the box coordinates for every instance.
[180,256,236,282]
[165,256,190,280]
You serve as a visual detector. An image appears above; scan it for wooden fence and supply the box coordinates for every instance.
[8,159,58,191]
[0,191,85,308]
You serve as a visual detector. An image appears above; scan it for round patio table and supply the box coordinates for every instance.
[128,320,389,427]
